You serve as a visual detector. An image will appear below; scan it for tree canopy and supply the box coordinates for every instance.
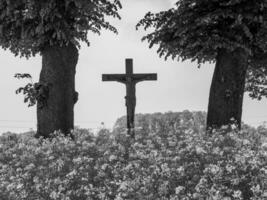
[0,0,121,57]
[246,66,267,100]
[137,0,267,98]
[137,0,267,64]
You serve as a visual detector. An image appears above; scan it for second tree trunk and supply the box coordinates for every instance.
[36,43,79,138]
[207,48,248,130]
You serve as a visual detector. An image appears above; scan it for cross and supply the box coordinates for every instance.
[102,58,157,138]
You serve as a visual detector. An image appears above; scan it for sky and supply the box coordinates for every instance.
[0,0,266,134]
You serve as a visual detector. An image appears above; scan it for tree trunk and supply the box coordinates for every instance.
[36,43,79,138]
[207,48,248,130]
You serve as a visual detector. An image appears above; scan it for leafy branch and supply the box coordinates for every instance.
[15,73,49,108]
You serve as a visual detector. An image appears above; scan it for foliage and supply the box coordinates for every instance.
[137,0,267,64]
[257,122,267,136]
[0,116,266,199]
[112,127,266,200]
[14,73,49,107]
[113,110,206,133]
[0,0,122,57]
[245,66,267,100]
[137,0,267,99]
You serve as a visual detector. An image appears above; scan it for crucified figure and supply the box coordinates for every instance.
[102,58,157,137]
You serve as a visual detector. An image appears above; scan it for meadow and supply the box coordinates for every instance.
[0,111,266,200]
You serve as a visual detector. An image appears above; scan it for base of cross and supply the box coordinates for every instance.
[127,128,135,139]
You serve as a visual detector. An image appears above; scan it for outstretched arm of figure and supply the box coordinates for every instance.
[102,74,126,84]
[133,74,157,84]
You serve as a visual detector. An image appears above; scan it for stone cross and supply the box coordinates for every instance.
[102,58,157,137]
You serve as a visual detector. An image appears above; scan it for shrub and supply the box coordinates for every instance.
[0,123,266,199]
[112,127,267,200]
[113,111,207,134]
[0,130,102,200]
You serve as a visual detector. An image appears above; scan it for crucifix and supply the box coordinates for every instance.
[102,58,157,138]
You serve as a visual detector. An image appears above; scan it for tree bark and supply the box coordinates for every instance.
[36,43,79,138]
[207,48,248,130]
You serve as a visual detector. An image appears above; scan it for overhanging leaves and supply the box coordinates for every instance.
[137,0,267,64]
[137,0,267,99]
[0,0,122,57]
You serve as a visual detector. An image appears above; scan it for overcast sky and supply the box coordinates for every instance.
[0,0,266,133]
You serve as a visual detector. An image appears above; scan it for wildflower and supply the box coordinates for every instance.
[175,186,185,194]
[73,157,82,164]
[232,190,242,199]
[225,164,235,173]
[16,183,23,190]
[24,163,35,170]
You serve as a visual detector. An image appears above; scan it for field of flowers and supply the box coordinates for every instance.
[0,112,266,200]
